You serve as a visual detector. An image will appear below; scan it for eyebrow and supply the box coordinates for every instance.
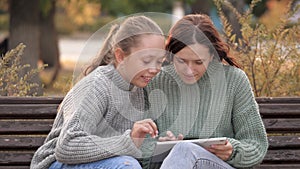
[175,56,204,62]
[143,54,166,59]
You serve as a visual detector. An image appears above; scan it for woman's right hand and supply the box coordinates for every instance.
[131,119,158,148]
[158,131,184,141]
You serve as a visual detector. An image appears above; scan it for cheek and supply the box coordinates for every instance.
[174,62,185,72]
[197,64,208,75]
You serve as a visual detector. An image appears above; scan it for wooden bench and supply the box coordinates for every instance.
[0,97,299,169]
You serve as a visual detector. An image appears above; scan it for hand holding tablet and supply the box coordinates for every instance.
[151,137,227,163]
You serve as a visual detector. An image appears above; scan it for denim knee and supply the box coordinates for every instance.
[172,142,212,159]
[118,156,142,169]
[49,156,142,169]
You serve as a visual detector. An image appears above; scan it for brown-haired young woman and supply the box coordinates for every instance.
[144,14,268,169]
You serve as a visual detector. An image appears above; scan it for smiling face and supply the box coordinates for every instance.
[116,34,165,88]
[173,43,212,84]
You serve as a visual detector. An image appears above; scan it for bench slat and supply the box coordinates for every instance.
[0,136,46,149]
[0,151,33,165]
[267,136,300,149]
[263,149,300,162]
[256,97,300,104]
[0,104,58,119]
[263,118,300,132]
[254,164,300,169]
[0,120,53,134]
[0,97,63,104]
[259,104,300,117]
[0,166,29,169]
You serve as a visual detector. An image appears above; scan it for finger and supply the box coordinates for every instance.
[138,125,151,135]
[131,125,149,139]
[158,137,167,142]
[166,131,175,138]
[141,123,156,137]
[177,134,184,140]
[146,119,158,135]
[143,119,158,136]
[210,144,226,150]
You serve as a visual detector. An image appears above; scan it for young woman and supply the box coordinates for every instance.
[143,14,268,169]
[30,15,165,169]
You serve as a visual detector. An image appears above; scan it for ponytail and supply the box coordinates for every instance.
[83,24,120,76]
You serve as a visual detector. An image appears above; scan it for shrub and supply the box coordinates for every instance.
[0,43,46,96]
[214,0,300,96]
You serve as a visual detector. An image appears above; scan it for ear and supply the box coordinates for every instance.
[114,48,125,65]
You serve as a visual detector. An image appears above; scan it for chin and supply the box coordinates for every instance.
[183,80,197,85]
[134,82,147,88]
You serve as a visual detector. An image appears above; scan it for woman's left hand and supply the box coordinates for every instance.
[205,140,233,161]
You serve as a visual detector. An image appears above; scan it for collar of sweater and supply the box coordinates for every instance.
[100,64,136,91]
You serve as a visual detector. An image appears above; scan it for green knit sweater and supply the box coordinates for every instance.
[142,60,268,169]
[30,64,144,169]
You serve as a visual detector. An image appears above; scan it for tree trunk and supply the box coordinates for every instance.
[9,0,43,95]
[191,0,211,15]
[222,0,245,42]
[40,0,60,86]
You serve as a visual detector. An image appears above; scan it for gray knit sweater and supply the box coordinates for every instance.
[30,64,145,169]
[142,60,268,169]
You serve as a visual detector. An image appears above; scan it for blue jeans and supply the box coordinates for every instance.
[49,155,142,169]
[160,142,235,169]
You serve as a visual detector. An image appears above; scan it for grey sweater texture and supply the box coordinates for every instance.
[142,60,268,169]
[30,64,145,169]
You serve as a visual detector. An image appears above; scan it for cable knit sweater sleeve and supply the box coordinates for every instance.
[54,69,141,164]
[226,69,268,168]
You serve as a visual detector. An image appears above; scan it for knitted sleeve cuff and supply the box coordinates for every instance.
[125,129,143,158]
[226,138,240,162]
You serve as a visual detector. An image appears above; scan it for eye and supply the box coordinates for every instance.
[175,57,184,63]
[142,57,152,64]
[143,60,151,64]
[195,60,203,65]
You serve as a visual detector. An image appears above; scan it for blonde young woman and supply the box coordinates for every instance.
[30,15,165,169]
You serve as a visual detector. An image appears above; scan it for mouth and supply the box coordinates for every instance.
[141,75,153,83]
[183,74,196,79]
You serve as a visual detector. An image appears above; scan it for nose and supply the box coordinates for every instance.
[148,63,161,74]
[148,67,160,74]
[185,63,195,74]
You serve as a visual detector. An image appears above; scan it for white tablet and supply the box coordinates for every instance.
[151,137,227,163]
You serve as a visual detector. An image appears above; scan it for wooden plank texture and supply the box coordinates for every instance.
[263,118,300,132]
[255,164,300,169]
[0,151,34,165]
[268,136,300,149]
[0,104,58,119]
[259,104,300,117]
[0,166,29,169]
[0,136,46,149]
[0,97,299,168]
[263,149,300,162]
[0,120,53,134]
[0,97,63,104]
[256,97,300,104]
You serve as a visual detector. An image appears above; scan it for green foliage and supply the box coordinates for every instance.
[214,0,300,97]
[101,0,176,16]
[0,14,9,30]
[0,43,46,96]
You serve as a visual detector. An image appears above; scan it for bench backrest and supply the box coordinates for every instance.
[0,97,62,169]
[0,97,300,169]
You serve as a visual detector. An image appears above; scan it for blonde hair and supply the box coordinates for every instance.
[83,15,164,76]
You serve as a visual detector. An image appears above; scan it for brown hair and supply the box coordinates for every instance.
[165,14,240,68]
[83,15,164,76]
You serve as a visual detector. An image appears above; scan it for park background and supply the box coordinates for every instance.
[0,0,299,97]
